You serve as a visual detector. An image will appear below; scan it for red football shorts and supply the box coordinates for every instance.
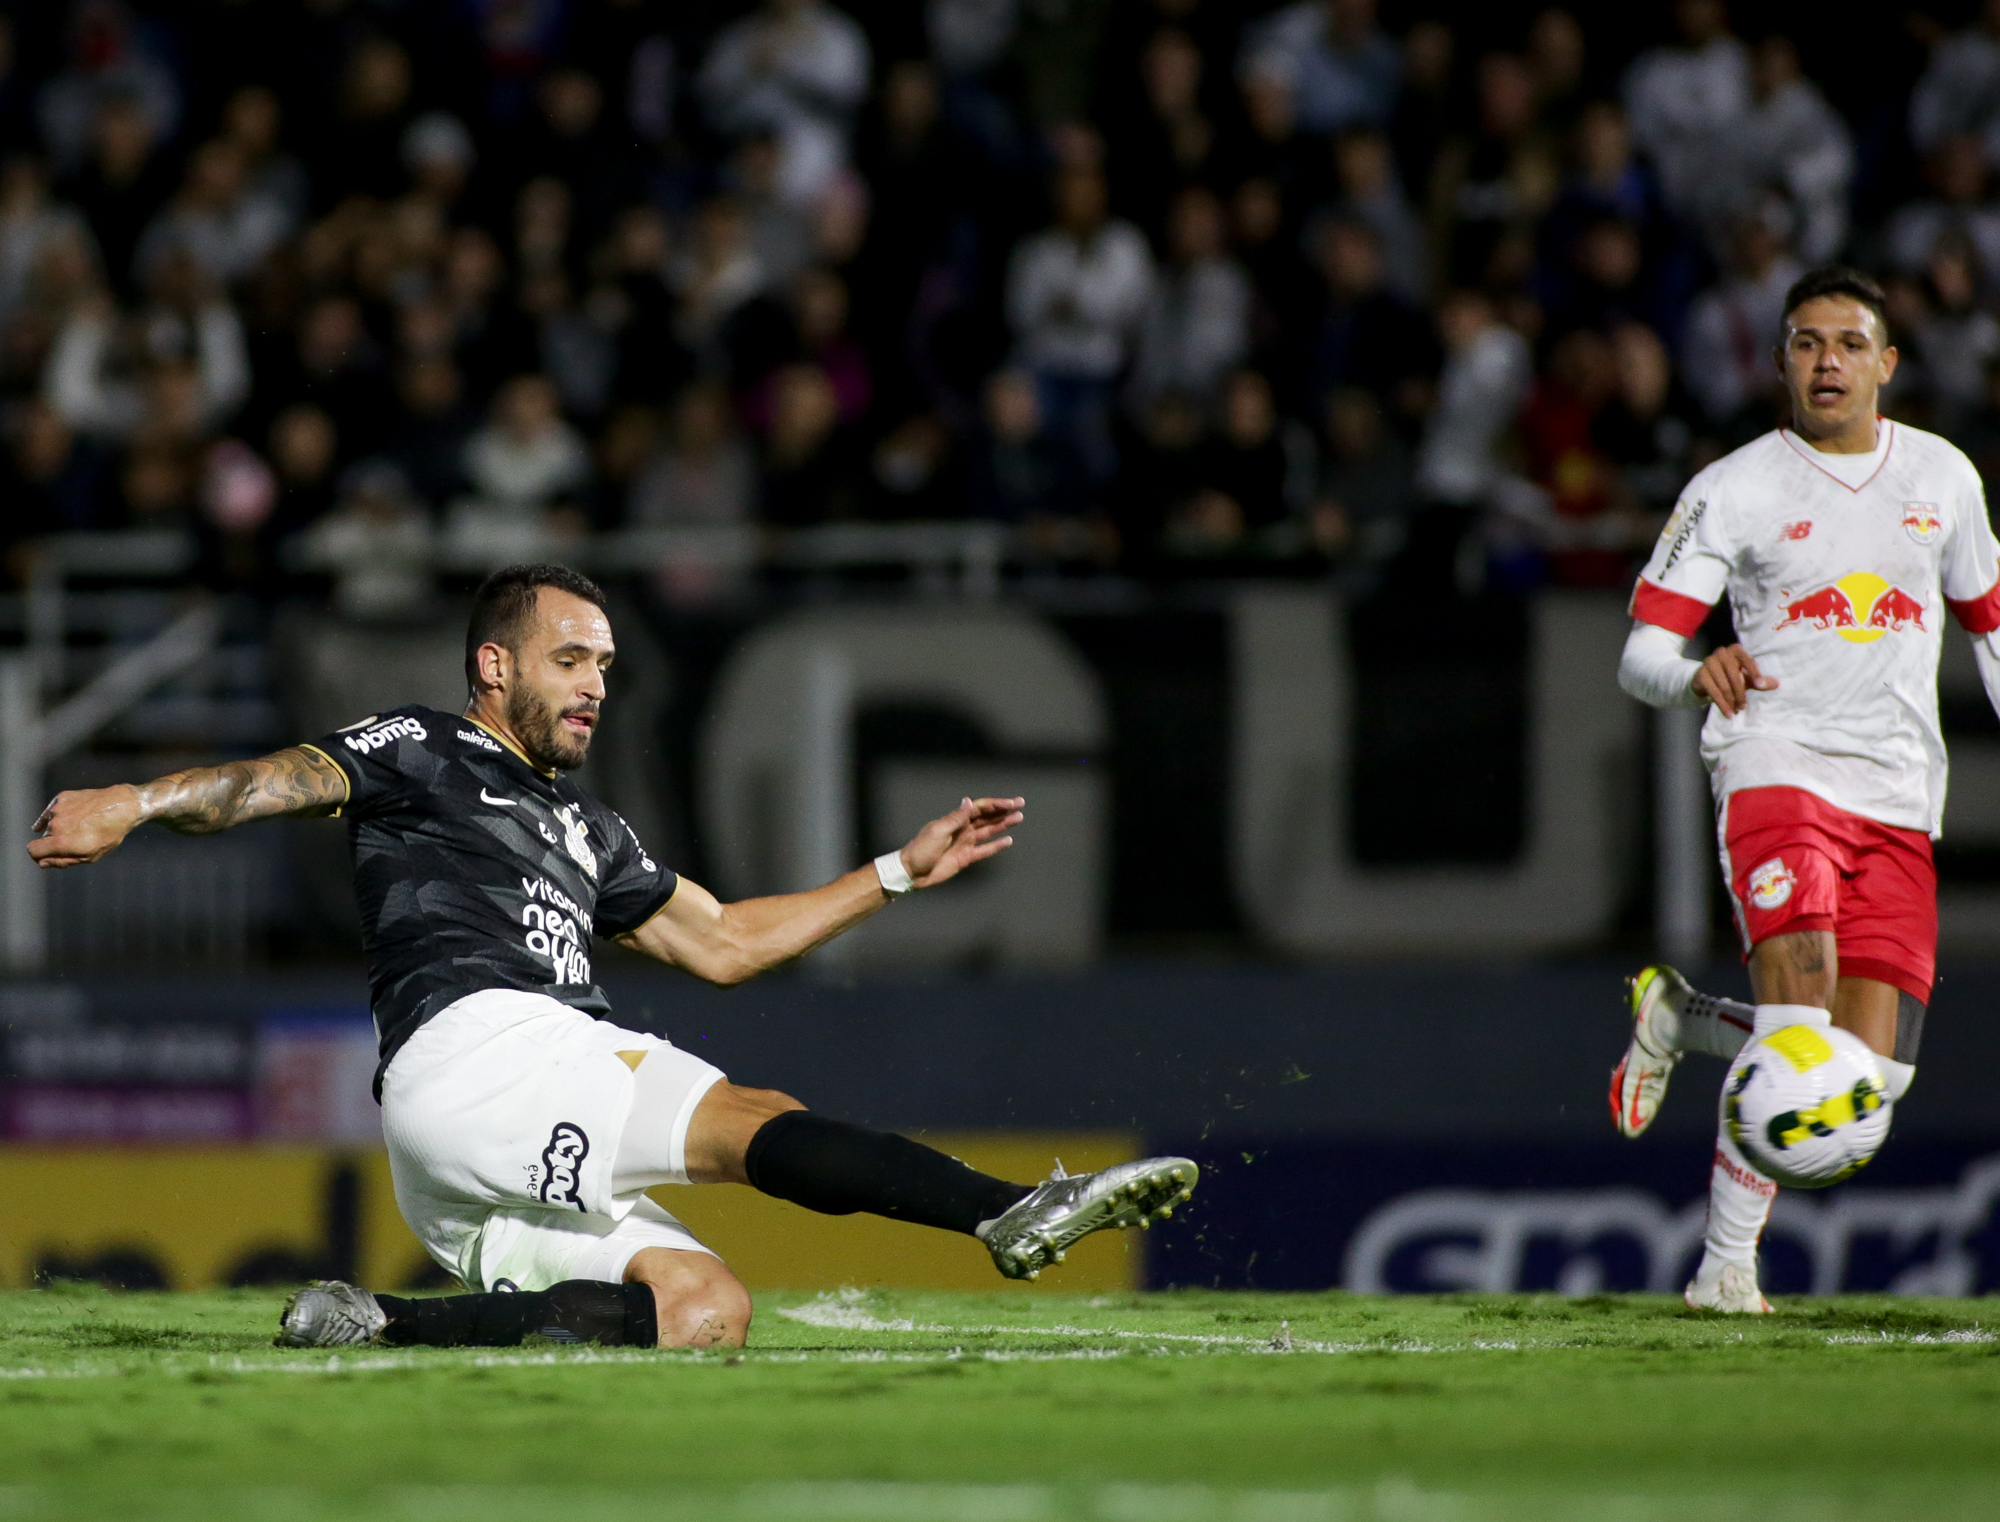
[1719,785,1936,1002]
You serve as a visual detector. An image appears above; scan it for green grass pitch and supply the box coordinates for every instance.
[4,1284,2000,1521]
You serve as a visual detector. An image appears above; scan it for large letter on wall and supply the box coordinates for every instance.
[1231,587,1637,954]
[701,605,1109,967]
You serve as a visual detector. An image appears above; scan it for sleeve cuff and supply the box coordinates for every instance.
[1629,579,1716,638]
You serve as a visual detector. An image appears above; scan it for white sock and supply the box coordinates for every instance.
[1878,1057,1916,1102]
[1673,987,1756,1059]
[1752,1002,1831,1038]
[1703,1084,1778,1267]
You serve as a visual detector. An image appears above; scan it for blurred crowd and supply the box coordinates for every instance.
[7,0,2000,612]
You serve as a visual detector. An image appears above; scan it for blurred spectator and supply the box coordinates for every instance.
[1006,164,1153,486]
[1911,0,2000,165]
[1592,321,1700,513]
[1953,355,2000,486]
[1431,52,1560,292]
[1622,0,1748,226]
[1128,185,1249,411]
[759,361,863,526]
[673,197,767,351]
[44,261,250,442]
[1518,324,1658,586]
[402,112,477,222]
[701,0,872,206]
[1721,36,1850,265]
[1389,20,1454,208]
[1014,0,1116,131]
[1107,27,1226,238]
[1414,289,1532,506]
[732,133,816,294]
[1313,385,1411,565]
[318,36,415,205]
[195,435,281,590]
[517,69,627,240]
[36,1,181,175]
[1330,129,1426,306]
[600,207,692,408]
[1884,135,2000,286]
[1536,102,1689,338]
[462,374,591,512]
[0,155,93,323]
[135,139,295,289]
[267,402,338,532]
[60,89,177,296]
[1680,203,1801,435]
[1241,0,1400,138]
[222,86,308,229]
[868,411,963,519]
[1,398,109,540]
[1526,9,1589,135]
[972,367,1062,522]
[1915,238,2000,433]
[629,382,755,528]
[1122,388,1207,559]
[387,356,477,507]
[265,294,387,460]
[1180,368,1308,556]
[294,461,435,623]
[1301,218,1435,430]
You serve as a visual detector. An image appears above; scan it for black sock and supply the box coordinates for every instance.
[744,1110,1032,1236]
[376,1280,658,1348]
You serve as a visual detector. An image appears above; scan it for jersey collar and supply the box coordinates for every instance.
[1778,417,1894,493]
[463,713,558,779]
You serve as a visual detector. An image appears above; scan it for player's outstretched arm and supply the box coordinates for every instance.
[618,796,1024,984]
[28,747,349,869]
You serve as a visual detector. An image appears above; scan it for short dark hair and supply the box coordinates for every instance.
[464,563,609,690]
[1780,266,1890,344]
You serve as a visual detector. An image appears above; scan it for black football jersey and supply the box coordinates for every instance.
[304,705,680,1088]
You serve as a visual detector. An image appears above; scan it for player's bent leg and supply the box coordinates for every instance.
[277,1278,660,1348]
[677,1081,1198,1282]
[623,1247,751,1349]
[1611,967,1757,1137]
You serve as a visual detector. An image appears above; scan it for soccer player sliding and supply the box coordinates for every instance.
[28,565,1196,1349]
[1613,267,2000,1312]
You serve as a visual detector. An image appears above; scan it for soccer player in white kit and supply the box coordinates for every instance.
[1611,267,2000,1312]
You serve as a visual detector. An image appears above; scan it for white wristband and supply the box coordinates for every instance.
[873,850,913,895]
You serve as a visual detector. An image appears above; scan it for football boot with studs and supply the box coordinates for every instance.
[276,1280,389,1347]
[1610,964,1690,1138]
[977,1156,1198,1281]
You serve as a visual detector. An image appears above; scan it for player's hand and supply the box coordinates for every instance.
[1692,644,1777,718]
[895,796,1025,890]
[28,785,143,869]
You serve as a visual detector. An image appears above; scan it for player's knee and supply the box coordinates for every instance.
[631,1254,752,1348]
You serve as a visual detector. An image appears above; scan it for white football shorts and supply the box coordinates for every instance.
[380,987,728,1292]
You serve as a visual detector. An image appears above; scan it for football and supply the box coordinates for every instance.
[1725,1024,1893,1189]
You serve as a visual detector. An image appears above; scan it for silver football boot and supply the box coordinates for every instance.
[276,1281,389,1347]
[978,1157,1198,1281]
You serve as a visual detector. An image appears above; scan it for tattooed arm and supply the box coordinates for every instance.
[27,748,349,869]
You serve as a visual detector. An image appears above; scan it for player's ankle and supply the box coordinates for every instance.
[1751,1002,1830,1038]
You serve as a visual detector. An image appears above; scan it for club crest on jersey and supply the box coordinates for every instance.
[1748,857,1795,911]
[1901,502,1942,545]
[553,804,598,880]
[1773,572,1926,643]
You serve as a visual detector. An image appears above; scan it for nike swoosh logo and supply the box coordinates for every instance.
[480,789,516,807]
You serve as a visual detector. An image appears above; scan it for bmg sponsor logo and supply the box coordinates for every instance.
[537,1122,590,1209]
[343,716,428,753]
[1343,1156,2000,1296]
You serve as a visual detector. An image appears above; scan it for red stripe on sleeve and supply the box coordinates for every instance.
[1629,579,1714,638]
[1949,577,2000,634]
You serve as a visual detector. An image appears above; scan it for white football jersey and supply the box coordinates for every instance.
[1631,421,2000,834]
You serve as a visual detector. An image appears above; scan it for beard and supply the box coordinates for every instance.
[506,682,596,772]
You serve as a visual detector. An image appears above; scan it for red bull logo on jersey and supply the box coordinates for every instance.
[1902,502,1942,545]
[1774,573,1927,644]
